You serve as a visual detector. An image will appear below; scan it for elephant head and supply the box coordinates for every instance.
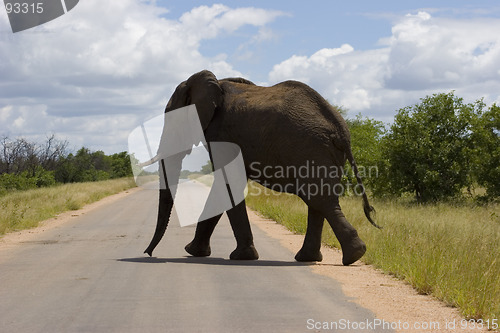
[143,70,223,256]
[165,70,223,129]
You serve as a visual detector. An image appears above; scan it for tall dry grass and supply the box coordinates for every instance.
[0,178,136,235]
[245,182,499,321]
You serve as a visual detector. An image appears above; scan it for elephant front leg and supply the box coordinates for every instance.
[185,214,222,257]
[295,207,324,262]
[226,200,259,260]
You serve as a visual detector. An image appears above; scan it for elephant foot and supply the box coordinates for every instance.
[185,241,211,257]
[229,245,259,260]
[295,248,323,262]
[341,237,366,266]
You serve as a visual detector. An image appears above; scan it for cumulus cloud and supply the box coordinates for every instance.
[0,1,286,152]
[270,44,390,115]
[385,12,500,90]
[0,103,139,150]
[269,11,500,119]
[179,4,284,40]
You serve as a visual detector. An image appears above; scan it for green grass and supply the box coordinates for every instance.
[245,181,500,322]
[0,178,136,235]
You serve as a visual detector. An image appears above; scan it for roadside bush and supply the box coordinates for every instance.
[33,166,56,187]
[0,172,37,191]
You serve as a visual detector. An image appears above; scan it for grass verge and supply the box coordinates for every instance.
[245,181,499,322]
[0,178,136,236]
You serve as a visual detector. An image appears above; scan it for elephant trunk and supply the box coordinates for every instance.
[138,154,161,168]
[144,188,174,256]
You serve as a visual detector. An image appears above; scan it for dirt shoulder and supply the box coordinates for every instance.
[247,209,492,333]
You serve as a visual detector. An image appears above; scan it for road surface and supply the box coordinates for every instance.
[0,182,391,332]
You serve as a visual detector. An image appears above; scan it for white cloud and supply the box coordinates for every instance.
[179,5,284,40]
[0,105,12,123]
[0,2,286,152]
[385,12,500,90]
[0,103,144,150]
[270,44,389,114]
[269,11,500,119]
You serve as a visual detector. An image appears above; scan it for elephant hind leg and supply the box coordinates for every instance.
[295,207,324,262]
[328,207,366,265]
[185,213,222,257]
[313,200,366,265]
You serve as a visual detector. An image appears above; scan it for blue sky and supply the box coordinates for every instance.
[158,0,500,81]
[1,1,500,153]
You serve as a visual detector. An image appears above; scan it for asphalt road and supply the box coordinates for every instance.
[0,182,391,332]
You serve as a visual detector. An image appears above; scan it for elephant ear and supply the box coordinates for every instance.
[186,70,222,130]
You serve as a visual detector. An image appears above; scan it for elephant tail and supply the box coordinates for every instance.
[346,150,382,229]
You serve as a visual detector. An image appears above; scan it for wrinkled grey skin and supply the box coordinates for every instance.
[144,70,379,266]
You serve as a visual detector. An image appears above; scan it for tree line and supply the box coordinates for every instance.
[348,92,500,202]
[0,134,133,193]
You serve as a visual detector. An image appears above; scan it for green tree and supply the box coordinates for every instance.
[0,172,37,191]
[33,166,56,187]
[385,92,483,202]
[346,114,387,195]
[74,148,100,182]
[471,104,500,198]
[90,150,112,173]
[200,160,213,175]
[179,170,192,179]
[54,153,77,183]
[55,148,107,183]
[109,152,133,178]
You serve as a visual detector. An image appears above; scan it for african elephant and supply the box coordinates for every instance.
[143,70,380,266]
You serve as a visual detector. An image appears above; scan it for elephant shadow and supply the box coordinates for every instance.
[117,256,334,267]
